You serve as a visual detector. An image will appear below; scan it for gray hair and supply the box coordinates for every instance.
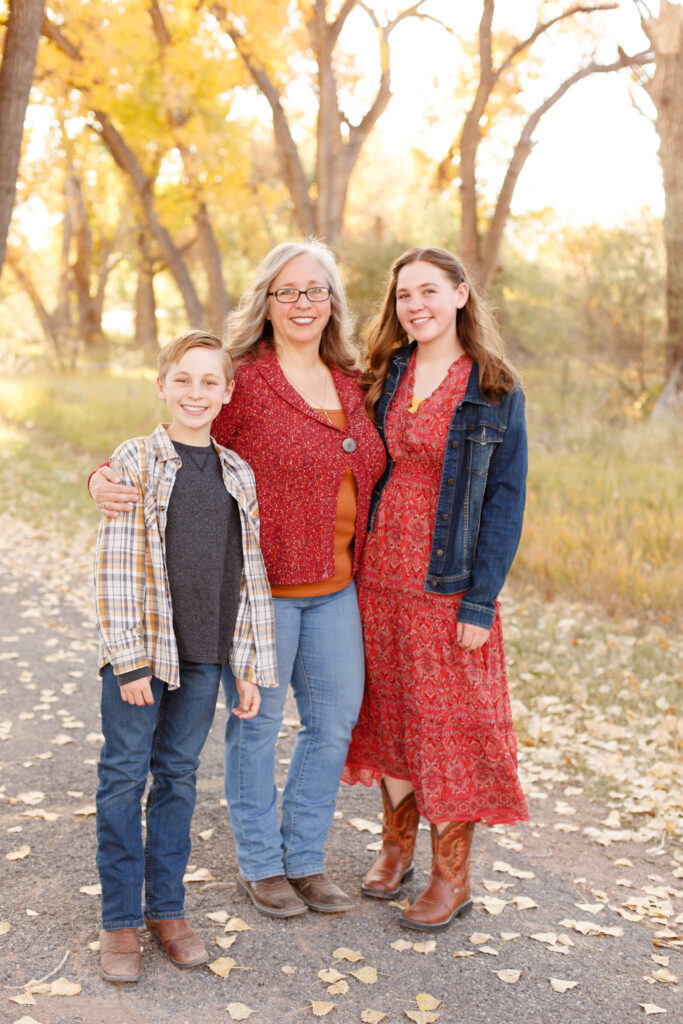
[224,239,358,372]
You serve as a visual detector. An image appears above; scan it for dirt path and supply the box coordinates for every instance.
[0,515,681,1024]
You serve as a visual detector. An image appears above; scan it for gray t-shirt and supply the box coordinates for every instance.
[165,441,244,665]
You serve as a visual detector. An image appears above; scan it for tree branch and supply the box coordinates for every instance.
[498,4,619,77]
[481,49,654,289]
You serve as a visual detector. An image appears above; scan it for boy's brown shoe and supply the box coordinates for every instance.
[144,917,208,967]
[99,928,141,982]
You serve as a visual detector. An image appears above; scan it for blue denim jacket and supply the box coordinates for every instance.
[367,343,527,629]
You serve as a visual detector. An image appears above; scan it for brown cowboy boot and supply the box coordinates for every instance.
[361,779,420,899]
[399,820,474,931]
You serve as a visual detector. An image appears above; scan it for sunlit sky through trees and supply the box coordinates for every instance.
[14,0,665,248]
[378,0,663,224]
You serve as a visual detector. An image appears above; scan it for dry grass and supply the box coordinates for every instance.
[1,366,681,629]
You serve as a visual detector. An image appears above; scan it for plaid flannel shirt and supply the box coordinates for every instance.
[94,424,278,690]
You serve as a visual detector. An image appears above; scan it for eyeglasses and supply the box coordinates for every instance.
[267,286,331,303]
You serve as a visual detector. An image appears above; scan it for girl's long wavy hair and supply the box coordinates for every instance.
[363,247,518,417]
[224,239,358,373]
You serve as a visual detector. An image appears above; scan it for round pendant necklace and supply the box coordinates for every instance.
[279,362,357,453]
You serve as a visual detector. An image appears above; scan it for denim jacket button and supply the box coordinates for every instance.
[447,478,455,485]
[451,440,459,449]
[441,513,449,521]
[436,549,444,557]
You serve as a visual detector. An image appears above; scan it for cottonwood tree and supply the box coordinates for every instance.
[633,0,683,412]
[41,1,252,333]
[210,0,438,241]
[0,0,45,276]
[435,1,653,291]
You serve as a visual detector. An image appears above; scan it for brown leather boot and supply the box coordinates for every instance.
[99,928,141,982]
[361,779,419,899]
[144,917,208,967]
[399,820,474,931]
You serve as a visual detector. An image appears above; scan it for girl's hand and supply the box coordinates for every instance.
[456,621,490,652]
[120,676,154,705]
[90,466,139,518]
[232,680,261,719]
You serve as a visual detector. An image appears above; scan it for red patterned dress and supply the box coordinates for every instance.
[343,352,528,825]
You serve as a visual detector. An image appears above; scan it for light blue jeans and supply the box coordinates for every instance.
[222,581,365,880]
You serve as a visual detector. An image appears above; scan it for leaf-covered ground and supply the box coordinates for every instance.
[0,514,681,1024]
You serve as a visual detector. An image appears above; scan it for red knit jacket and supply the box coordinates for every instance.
[211,349,387,586]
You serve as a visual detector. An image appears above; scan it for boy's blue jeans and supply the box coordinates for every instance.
[222,581,365,880]
[96,661,220,930]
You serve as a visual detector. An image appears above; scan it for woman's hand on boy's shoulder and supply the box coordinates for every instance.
[120,676,154,705]
[90,465,139,519]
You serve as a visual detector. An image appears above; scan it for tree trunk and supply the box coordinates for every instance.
[64,174,103,347]
[41,15,205,328]
[134,230,158,355]
[195,202,231,335]
[94,113,205,328]
[0,0,45,276]
[642,1,683,376]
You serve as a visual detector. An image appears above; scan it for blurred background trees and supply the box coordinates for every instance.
[0,0,681,622]
[0,0,679,421]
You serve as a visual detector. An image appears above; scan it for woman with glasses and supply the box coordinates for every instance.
[89,240,386,919]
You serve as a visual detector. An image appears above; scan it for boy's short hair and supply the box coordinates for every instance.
[158,330,235,383]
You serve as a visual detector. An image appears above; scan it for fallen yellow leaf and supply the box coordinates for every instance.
[79,884,102,896]
[361,1012,386,1024]
[333,947,363,962]
[405,1012,439,1024]
[282,965,296,974]
[350,966,378,984]
[216,935,237,950]
[318,968,345,984]
[207,911,230,924]
[9,991,36,1006]
[476,895,508,915]
[550,978,578,993]
[416,994,441,1010]
[226,1003,254,1020]
[652,968,678,983]
[412,941,436,955]
[496,969,521,984]
[327,981,348,995]
[639,1004,666,1015]
[224,917,251,932]
[49,978,82,996]
[0,920,10,935]
[15,791,45,806]
[311,1001,335,1016]
[208,956,236,978]
[390,939,413,952]
[511,896,538,910]
[349,817,382,834]
[6,845,30,861]
[183,867,213,883]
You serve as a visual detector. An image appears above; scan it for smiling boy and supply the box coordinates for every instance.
[93,331,277,982]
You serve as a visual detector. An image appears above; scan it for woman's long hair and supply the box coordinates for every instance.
[364,247,518,416]
[225,239,358,373]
